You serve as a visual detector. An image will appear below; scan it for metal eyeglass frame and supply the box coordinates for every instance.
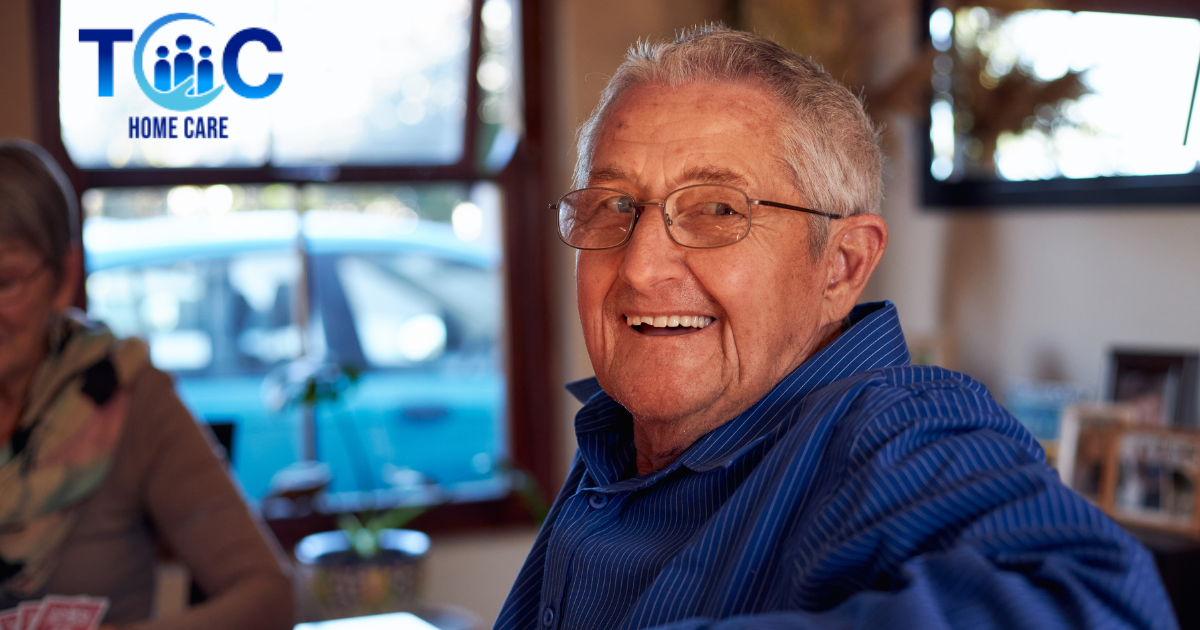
[550,184,842,250]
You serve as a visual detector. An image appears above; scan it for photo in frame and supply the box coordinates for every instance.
[1058,402,1200,537]
[1111,428,1200,534]
[1056,402,1137,501]
[1108,350,1199,428]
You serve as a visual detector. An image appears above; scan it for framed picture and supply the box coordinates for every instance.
[1110,428,1200,535]
[1057,403,1137,496]
[1108,350,1199,427]
[1059,404,1200,537]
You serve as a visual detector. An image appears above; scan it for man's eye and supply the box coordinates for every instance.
[702,202,740,216]
[602,197,636,213]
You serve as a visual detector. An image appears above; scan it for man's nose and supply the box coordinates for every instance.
[617,203,687,290]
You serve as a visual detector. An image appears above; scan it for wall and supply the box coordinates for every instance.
[880,134,1200,402]
[867,5,1200,401]
[0,0,36,141]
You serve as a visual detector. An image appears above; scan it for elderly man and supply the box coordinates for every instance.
[495,26,1174,630]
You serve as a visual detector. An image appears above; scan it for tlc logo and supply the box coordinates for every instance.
[80,13,282,113]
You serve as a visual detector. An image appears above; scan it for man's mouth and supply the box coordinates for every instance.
[624,314,714,336]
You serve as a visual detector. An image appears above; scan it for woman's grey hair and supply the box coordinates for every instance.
[0,140,80,279]
[574,25,883,256]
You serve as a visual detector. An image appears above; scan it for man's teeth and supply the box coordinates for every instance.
[626,315,714,328]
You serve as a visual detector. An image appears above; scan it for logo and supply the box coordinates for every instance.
[80,13,282,113]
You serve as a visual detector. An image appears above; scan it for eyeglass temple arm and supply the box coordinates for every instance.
[752,200,842,220]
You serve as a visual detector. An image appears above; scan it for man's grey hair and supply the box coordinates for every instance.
[574,25,883,255]
[0,140,80,279]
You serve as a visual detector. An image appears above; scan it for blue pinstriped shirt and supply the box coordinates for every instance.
[495,302,1176,630]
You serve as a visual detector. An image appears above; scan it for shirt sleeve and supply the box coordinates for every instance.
[628,542,1170,629]
[634,379,1178,630]
[123,368,293,630]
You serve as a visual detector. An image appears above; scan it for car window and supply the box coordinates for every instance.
[87,249,302,375]
[334,253,499,369]
[88,261,215,372]
[229,251,304,367]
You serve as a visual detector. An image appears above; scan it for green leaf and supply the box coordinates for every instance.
[367,506,427,533]
[352,528,379,558]
[337,512,363,535]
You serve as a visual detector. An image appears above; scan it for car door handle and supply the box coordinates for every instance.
[400,407,450,422]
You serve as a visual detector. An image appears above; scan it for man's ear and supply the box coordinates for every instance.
[52,246,83,312]
[820,213,888,325]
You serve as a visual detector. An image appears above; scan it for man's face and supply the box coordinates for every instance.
[577,80,841,428]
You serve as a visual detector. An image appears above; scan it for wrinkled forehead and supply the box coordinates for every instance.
[599,80,789,143]
[587,80,794,192]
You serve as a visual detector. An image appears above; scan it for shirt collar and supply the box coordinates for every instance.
[566,301,911,486]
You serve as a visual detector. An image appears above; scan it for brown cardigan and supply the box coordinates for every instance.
[14,367,293,629]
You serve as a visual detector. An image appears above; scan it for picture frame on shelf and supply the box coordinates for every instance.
[1107,350,1199,428]
[1057,402,1200,538]
[1056,402,1137,497]
[1110,428,1200,535]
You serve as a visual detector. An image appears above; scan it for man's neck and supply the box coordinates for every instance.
[631,418,706,475]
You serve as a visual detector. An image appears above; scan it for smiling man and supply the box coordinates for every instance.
[494,26,1175,630]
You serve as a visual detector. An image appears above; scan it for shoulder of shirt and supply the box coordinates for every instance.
[801,364,1040,469]
[818,363,1001,415]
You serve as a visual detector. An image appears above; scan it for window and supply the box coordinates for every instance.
[922,3,1200,206]
[60,0,478,168]
[39,0,557,525]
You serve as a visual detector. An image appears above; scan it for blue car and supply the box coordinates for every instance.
[84,210,507,505]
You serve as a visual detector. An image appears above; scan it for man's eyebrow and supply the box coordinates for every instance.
[587,165,751,189]
[586,166,632,187]
[677,166,750,189]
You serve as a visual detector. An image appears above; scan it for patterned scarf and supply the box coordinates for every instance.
[0,310,148,597]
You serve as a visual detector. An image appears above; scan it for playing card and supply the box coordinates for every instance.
[27,596,108,630]
[15,602,41,630]
[0,607,18,630]
[66,597,107,630]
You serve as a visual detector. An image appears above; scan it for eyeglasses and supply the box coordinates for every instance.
[551,184,841,250]
[0,264,47,305]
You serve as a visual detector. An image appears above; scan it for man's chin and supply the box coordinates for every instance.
[602,374,725,426]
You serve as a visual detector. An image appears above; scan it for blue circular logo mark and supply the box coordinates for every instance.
[133,13,224,112]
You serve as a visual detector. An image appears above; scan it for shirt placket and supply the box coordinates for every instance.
[538,482,629,630]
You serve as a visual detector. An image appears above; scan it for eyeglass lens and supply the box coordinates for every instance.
[557,185,752,249]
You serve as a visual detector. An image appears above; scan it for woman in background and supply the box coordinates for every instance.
[0,140,293,630]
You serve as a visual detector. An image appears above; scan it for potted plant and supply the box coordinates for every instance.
[293,506,432,622]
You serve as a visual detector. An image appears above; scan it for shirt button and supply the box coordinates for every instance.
[542,606,556,627]
[588,493,608,509]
